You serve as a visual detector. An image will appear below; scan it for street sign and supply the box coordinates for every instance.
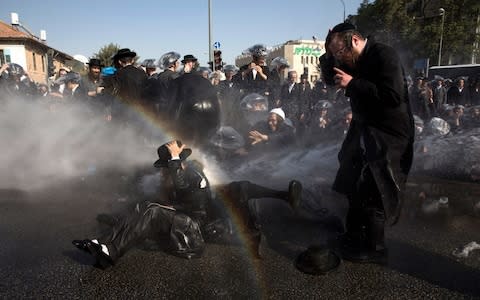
[214,42,221,49]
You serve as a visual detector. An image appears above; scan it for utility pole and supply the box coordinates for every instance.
[340,0,346,22]
[438,8,445,66]
[208,0,214,68]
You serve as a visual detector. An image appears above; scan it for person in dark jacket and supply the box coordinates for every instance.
[447,77,470,106]
[109,48,148,130]
[235,44,271,96]
[143,51,181,120]
[244,108,295,155]
[168,72,221,147]
[72,140,302,268]
[112,48,147,105]
[325,23,414,264]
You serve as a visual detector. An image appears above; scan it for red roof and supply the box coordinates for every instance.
[0,20,30,39]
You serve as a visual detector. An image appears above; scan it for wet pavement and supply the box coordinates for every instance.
[1,173,480,299]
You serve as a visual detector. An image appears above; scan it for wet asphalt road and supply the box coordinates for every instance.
[1,175,480,299]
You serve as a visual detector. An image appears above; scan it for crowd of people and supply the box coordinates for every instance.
[0,31,478,273]
[0,46,354,161]
[409,75,480,134]
[1,47,478,160]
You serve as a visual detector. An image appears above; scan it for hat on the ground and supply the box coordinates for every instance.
[154,140,192,168]
[181,54,198,64]
[269,108,286,120]
[87,58,104,67]
[295,246,341,275]
[113,48,137,61]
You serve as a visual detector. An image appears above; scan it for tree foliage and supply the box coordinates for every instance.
[349,0,480,72]
[92,43,120,67]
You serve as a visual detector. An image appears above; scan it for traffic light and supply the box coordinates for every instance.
[209,50,223,71]
[48,64,55,77]
[47,56,55,77]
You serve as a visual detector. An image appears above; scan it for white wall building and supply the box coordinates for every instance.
[235,39,326,86]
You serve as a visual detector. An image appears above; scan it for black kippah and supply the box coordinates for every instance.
[325,22,357,48]
[330,22,356,33]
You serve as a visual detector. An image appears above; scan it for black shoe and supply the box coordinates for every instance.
[288,180,302,210]
[72,239,91,254]
[86,241,114,269]
[73,239,113,269]
[339,246,388,265]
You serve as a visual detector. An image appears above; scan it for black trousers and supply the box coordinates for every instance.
[345,166,386,251]
[101,181,288,261]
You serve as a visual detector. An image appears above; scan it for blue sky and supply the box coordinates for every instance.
[1,0,364,66]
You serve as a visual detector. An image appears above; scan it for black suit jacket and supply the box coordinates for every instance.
[115,65,147,104]
[333,38,415,224]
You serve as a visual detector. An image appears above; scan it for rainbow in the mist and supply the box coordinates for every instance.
[119,97,267,294]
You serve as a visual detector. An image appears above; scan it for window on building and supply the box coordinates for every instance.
[0,50,4,65]
[310,56,314,64]
[33,53,37,71]
[301,56,304,64]
[2,49,11,64]
[41,55,45,72]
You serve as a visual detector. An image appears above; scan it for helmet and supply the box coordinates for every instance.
[101,66,117,77]
[247,44,268,58]
[159,51,181,69]
[270,57,289,71]
[7,63,25,76]
[8,63,24,75]
[55,72,81,85]
[427,117,450,136]
[198,66,212,76]
[240,93,268,112]
[314,100,333,110]
[141,59,156,69]
[223,65,239,74]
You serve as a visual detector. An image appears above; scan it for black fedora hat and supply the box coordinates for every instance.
[295,246,341,275]
[154,140,192,168]
[87,58,104,67]
[181,54,198,64]
[113,48,137,61]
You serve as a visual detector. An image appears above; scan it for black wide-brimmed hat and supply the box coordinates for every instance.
[153,140,192,168]
[113,48,137,61]
[181,54,198,64]
[87,58,104,67]
[295,246,341,275]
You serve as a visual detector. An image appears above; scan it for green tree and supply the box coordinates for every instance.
[93,43,120,67]
[350,0,480,71]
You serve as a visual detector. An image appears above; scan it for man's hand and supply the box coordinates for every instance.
[333,67,353,88]
[166,141,185,158]
[0,63,8,74]
[249,130,268,145]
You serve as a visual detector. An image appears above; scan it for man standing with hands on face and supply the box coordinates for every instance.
[324,23,415,264]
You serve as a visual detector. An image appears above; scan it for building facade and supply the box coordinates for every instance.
[235,39,326,86]
[0,19,74,84]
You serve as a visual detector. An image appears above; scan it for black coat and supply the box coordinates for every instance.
[332,39,415,224]
[280,82,301,118]
[447,86,470,106]
[235,63,270,95]
[114,65,147,104]
[168,73,221,144]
